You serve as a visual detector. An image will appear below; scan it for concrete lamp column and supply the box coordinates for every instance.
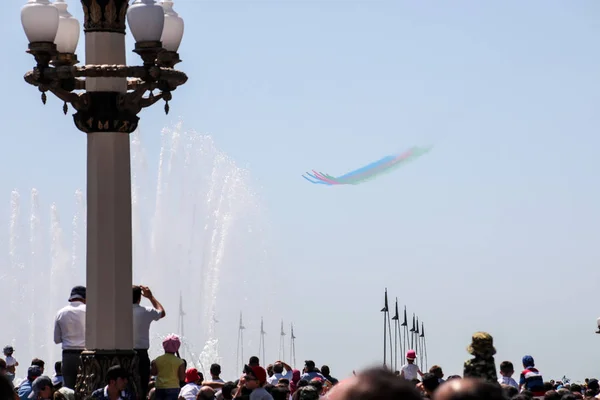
[75,0,140,398]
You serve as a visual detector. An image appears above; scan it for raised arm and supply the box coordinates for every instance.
[141,286,166,318]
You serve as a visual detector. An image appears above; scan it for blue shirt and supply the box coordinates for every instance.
[300,371,327,382]
[17,380,33,400]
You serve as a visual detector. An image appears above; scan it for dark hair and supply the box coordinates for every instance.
[278,379,290,386]
[503,385,518,398]
[210,363,221,375]
[0,375,15,400]
[429,365,443,378]
[273,363,284,374]
[106,365,128,384]
[321,365,330,376]
[344,367,422,400]
[249,357,259,366]
[271,387,289,400]
[133,286,142,304]
[309,379,323,393]
[31,358,45,369]
[297,380,308,388]
[55,361,62,374]
[0,359,6,371]
[514,395,532,400]
[221,382,236,400]
[562,395,578,400]
[571,384,582,394]
[422,373,440,393]
[500,361,514,373]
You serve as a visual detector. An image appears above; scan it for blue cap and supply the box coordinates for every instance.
[68,286,86,302]
[522,355,534,367]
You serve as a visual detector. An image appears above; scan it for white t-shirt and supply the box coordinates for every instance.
[401,363,420,381]
[133,304,162,349]
[179,383,201,400]
[5,356,17,367]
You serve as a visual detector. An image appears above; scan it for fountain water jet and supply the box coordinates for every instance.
[2,122,270,380]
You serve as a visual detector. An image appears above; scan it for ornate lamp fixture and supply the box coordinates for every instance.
[21,0,188,134]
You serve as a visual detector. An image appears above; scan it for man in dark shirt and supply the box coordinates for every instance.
[320,366,338,386]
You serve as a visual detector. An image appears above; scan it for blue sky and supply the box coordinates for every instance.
[3,0,600,382]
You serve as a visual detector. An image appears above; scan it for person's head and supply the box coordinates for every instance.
[267,364,274,377]
[433,378,505,400]
[28,376,53,399]
[0,359,5,375]
[309,379,323,394]
[28,366,43,382]
[499,361,514,377]
[32,358,45,373]
[321,366,330,376]
[209,363,221,377]
[54,362,62,375]
[467,332,496,358]
[132,286,142,304]
[429,365,444,380]
[326,367,422,400]
[248,357,260,367]
[185,368,202,385]
[271,386,290,400]
[279,379,290,388]
[68,286,86,303]
[106,365,129,392]
[273,362,284,374]
[297,380,308,388]
[502,385,518,398]
[543,382,554,392]
[245,365,267,389]
[2,346,13,357]
[406,350,417,364]
[571,384,582,394]
[162,334,181,354]
[221,382,236,400]
[304,361,316,372]
[297,386,319,400]
[197,386,215,400]
[0,375,15,400]
[422,373,440,395]
[587,379,599,394]
[522,355,535,368]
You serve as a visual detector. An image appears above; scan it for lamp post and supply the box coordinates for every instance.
[21,0,187,398]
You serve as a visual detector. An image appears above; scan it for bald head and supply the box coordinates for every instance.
[434,378,504,400]
[198,386,216,400]
[327,367,421,400]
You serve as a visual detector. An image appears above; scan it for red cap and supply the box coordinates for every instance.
[250,366,267,385]
[185,368,201,384]
[406,350,417,360]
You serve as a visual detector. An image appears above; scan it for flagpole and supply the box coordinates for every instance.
[401,306,408,363]
[392,298,399,371]
[279,320,286,362]
[237,312,245,374]
[290,324,297,368]
[381,288,389,368]
[421,322,428,371]
[259,317,266,364]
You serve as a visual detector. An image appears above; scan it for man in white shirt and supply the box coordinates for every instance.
[132,285,165,400]
[266,361,293,385]
[54,286,86,390]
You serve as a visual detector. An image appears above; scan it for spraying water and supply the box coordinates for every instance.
[1,122,271,380]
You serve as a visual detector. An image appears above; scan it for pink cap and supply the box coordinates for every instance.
[406,350,417,360]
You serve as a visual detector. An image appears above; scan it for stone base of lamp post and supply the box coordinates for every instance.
[74,350,141,400]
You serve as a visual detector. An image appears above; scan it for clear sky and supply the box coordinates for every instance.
[3,0,600,382]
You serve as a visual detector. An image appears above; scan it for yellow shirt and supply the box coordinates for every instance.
[154,353,183,389]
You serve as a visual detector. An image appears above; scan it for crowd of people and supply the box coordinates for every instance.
[0,286,597,400]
